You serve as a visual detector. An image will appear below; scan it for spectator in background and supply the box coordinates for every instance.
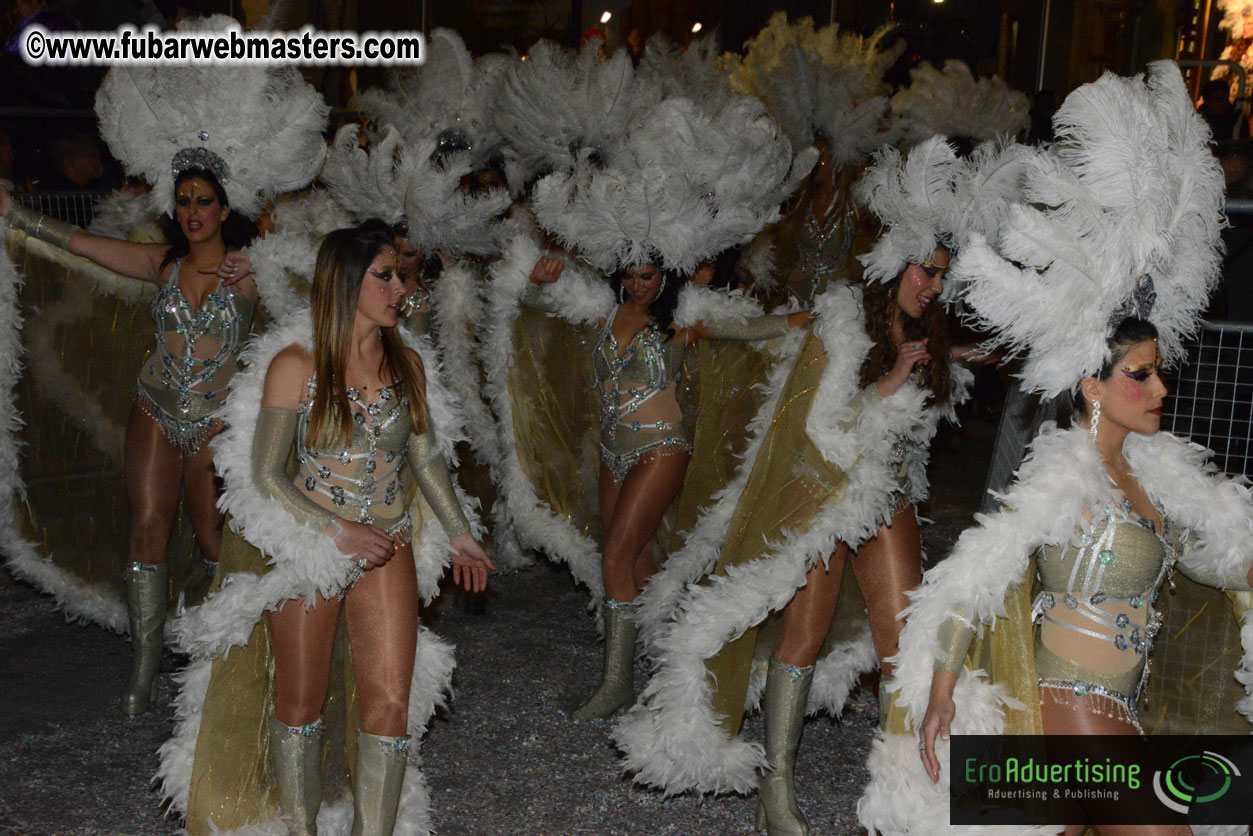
[40,131,103,192]
[1200,79,1250,142]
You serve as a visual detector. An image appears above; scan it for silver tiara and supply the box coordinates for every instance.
[171,146,229,183]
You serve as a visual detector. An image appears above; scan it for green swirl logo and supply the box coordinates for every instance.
[1152,751,1240,815]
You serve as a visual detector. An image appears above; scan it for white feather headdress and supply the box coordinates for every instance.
[723,13,902,166]
[94,15,328,219]
[320,124,511,256]
[853,136,966,282]
[953,61,1225,397]
[1218,0,1253,35]
[638,34,730,102]
[530,95,815,275]
[889,60,1029,148]
[351,28,525,193]
[492,39,657,176]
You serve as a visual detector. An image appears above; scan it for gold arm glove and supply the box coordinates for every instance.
[8,204,80,250]
[406,415,471,538]
[252,407,337,531]
[934,608,976,676]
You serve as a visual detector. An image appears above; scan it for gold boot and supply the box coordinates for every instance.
[120,561,167,715]
[267,715,324,836]
[350,731,408,836]
[755,657,812,836]
[571,599,637,720]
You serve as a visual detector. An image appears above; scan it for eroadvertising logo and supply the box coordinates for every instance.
[1152,751,1240,815]
[950,736,1253,826]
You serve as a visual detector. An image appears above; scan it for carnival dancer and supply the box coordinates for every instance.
[613,136,1021,836]
[158,219,492,836]
[481,77,817,720]
[723,13,903,306]
[858,61,1253,836]
[0,15,327,715]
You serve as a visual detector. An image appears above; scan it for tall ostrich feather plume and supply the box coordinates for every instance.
[722,13,901,166]
[530,95,815,275]
[889,60,1029,147]
[320,124,510,256]
[952,61,1225,397]
[94,15,328,219]
[492,39,659,176]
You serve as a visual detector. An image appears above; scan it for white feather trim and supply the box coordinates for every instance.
[479,235,608,600]
[613,284,963,795]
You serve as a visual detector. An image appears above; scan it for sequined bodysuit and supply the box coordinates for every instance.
[295,378,414,538]
[593,307,692,483]
[790,201,857,303]
[1032,505,1182,730]
[253,373,470,589]
[132,260,255,455]
[936,500,1185,731]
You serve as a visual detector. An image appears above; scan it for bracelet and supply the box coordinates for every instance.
[9,204,80,250]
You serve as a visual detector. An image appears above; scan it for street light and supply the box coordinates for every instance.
[601,11,612,24]
[692,21,703,33]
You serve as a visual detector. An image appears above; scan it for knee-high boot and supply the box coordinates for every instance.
[351,731,409,836]
[756,656,813,836]
[267,715,324,836]
[120,561,167,715]
[571,599,637,720]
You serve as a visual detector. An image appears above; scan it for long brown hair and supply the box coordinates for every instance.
[858,268,953,408]
[306,220,427,449]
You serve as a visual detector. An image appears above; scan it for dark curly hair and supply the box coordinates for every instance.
[857,266,953,408]
[608,260,684,340]
[159,168,257,269]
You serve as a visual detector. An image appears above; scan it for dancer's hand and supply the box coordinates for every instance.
[877,338,931,397]
[205,251,254,286]
[0,185,12,217]
[449,533,494,593]
[529,256,564,284]
[327,519,397,567]
[919,670,957,783]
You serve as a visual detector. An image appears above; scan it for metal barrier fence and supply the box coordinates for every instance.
[14,191,106,228]
[1161,321,1253,479]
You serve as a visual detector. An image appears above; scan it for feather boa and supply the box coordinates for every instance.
[858,424,1253,835]
[156,310,479,834]
[612,283,967,795]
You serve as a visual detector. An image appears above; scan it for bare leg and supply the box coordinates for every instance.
[182,422,226,563]
[1042,698,1192,836]
[268,591,342,727]
[775,544,850,667]
[344,542,420,737]
[124,405,184,567]
[849,505,923,679]
[599,450,689,602]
